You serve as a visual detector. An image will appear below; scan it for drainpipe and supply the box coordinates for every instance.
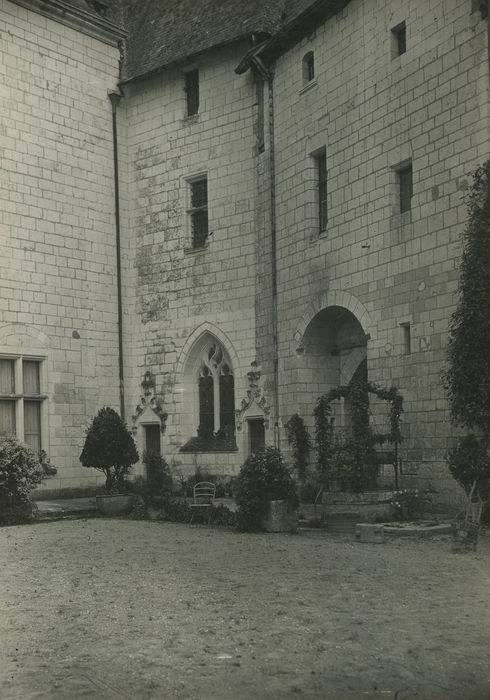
[251,56,280,448]
[266,69,280,448]
[108,88,125,421]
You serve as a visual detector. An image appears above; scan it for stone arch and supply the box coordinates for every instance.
[176,322,241,381]
[293,290,373,350]
[292,302,369,433]
[177,324,241,448]
[0,323,51,351]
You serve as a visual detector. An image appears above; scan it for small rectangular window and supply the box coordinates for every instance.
[24,400,41,452]
[317,151,328,231]
[392,22,406,56]
[23,360,41,395]
[189,177,208,248]
[0,400,16,436]
[303,51,315,84]
[0,359,15,394]
[185,69,199,116]
[400,323,411,355]
[398,163,413,213]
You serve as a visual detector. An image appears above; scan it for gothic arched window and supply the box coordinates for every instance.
[197,343,235,439]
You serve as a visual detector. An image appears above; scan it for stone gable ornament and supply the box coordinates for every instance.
[235,361,271,431]
[132,371,168,434]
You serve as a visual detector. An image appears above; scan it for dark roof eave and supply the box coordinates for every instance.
[120,32,271,85]
[240,0,351,72]
[10,0,126,46]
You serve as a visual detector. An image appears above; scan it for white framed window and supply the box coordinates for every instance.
[0,355,47,453]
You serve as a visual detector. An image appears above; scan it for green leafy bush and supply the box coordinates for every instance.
[0,437,44,525]
[235,447,298,532]
[79,407,139,492]
[447,434,490,500]
[141,450,173,501]
[389,488,432,521]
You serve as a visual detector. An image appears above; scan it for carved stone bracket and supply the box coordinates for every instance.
[235,361,271,431]
[132,371,168,434]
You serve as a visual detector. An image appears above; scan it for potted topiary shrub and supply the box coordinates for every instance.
[80,407,139,516]
[235,447,299,532]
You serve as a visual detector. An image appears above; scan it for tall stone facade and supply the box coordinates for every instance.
[0,0,123,492]
[267,0,490,501]
[2,0,489,500]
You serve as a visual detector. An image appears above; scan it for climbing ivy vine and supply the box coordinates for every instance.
[313,370,403,493]
[285,413,311,480]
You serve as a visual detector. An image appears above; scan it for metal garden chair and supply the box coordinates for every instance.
[190,481,216,523]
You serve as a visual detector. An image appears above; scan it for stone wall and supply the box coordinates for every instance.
[271,0,490,501]
[122,43,262,477]
[0,0,121,490]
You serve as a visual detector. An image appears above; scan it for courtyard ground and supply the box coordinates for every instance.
[0,519,489,700]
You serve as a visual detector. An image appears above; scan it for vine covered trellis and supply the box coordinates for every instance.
[314,372,403,492]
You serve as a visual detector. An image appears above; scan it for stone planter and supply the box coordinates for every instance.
[95,493,134,516]
[262,500,298,533]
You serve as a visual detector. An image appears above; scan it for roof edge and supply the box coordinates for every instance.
[120,32,266,85]
[9,0,126,46]
[240,0,351,71]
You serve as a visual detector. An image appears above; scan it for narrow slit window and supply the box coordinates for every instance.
[189,177,208,248]
[302,51,315,84]
[317,151,328,231]
[400,323,411,355]
[392,22,406,56]
[398,163,413,213]
[185,69,199,116]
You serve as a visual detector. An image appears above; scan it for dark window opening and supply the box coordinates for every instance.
[398,164,413,213]
[401,323,411,355]
[185,69,199,116]
[392,22,406,56]
[317,151,328,231]
[248,418,265,455]
[219,369,235,436]
[144,424,161,458]
[198,372,214,439]
[303,51,315,84]
[189,177,208,248]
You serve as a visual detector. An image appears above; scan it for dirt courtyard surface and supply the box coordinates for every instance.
[0,520,489,700]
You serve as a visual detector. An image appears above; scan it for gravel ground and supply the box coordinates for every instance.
[0,519,489,700]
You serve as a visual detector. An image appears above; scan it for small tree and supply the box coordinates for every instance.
[80,407,139,492]
[446,161,490,434]
[445,161,490,508]
[0,437,44,524]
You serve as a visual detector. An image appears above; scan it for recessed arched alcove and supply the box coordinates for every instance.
[296,305,368,428]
